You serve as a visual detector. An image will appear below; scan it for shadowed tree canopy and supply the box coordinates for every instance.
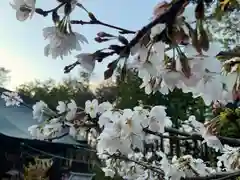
[95,80,118,103]
[16,75,95,108]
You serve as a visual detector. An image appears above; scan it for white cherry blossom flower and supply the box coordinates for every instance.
[148,106,168,133]
[69,124,76,138]
[97,126,131,155]
[28,125,45,140]
[10,0,36,21]
[98,110,121,128]
[66,100,77,121]
[32,101,48,122]
[85,99,99,118]
[217,145,240,170]
[188,115,223,151]
[49,118,60,124]
[56,101,67,114]
[139,76,152,95]
[43,123,62,137]
[102,168,115,178]
[75,53,96,73]
[43,26,88,59]
[98,101,113,114]
[1,91,23,106]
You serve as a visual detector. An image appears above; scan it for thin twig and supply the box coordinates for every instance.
[35,3,65,17]
[71,20,135,34]
[143,128,193,140]
[165,127,240,146]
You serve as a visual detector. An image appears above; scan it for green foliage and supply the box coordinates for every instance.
[16,76,95,108]
[219,107,240,138]
[95,81,118,103]
[206,1,240,48]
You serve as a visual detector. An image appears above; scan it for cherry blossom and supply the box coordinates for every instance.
[43,26,88,59]
[85,99,99,118]
[1,91,23,106]
[65,100,77,121]
[10,0,36,21]
[75,53,96,73]
[6,0,240,179]
[56,101,67,114]
[32,100,48,122]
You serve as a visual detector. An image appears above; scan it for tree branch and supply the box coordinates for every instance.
[143,127,240,146]
[71,20,136,34]
[165,127,240,146]
[35,3,65,17]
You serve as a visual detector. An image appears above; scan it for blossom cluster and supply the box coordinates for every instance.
[2,92,240,179]
[6,0,240,179]
[9,0,240,107]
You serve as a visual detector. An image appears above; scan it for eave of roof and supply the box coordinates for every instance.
[0,87,87,147]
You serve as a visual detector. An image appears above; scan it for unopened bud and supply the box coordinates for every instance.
[118,35,129,45]
[94,37,109,43]
[97,32,114,38]
[88,12,97,21]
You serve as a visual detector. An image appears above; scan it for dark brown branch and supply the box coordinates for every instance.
[143,128,193,140]
[143,127,240,146]
[165,127,240,146]
[71,20,136,34]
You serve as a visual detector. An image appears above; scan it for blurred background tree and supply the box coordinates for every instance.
[16,74,95,108]
[206,0,240,49]
[0,67,10,87]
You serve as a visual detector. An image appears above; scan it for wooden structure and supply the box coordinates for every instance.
[0,88,95,180]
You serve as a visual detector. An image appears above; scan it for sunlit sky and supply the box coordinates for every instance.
[0,0,161,90]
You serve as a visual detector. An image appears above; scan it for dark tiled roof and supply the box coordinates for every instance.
[0,87,86,147]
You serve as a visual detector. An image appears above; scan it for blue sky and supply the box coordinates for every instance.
[0,0,160,90]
